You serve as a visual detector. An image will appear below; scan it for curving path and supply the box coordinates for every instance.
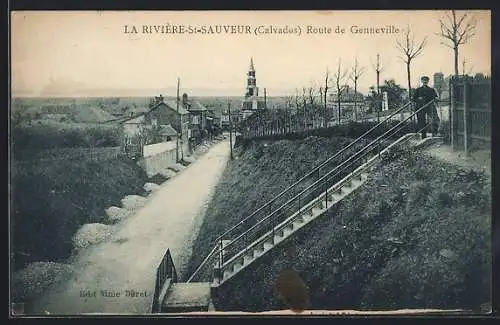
[30,140,230,315]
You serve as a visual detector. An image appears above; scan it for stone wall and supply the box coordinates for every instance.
[137,148,177,177]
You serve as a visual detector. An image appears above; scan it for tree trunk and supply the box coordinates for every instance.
[354,79,358,121]
[376,71,380,95]
[324,92,328,126]
[337,93,341,125]
[454,46,459,77]
[406,62,412,122]
[407,62,412,100]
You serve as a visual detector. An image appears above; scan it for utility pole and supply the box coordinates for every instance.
[228,98,233,160]
[176,77,180,163]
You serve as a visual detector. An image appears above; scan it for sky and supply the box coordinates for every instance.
[11,10,491,97]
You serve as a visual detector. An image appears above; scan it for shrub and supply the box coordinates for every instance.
[11,157,149,270]
[11,122,122,158]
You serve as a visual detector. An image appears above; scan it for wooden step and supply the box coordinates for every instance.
[161,283,212,313]
[243,254,254,265]
[311,207,323,216]
[232,262,243,273]
[283,226,293,237]
[343,179,352,188]
[292,219,304,229]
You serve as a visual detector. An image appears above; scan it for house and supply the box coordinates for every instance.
[159,124,178,142]
[221,109,240,130]
[182,94,211,140]
[120,114,146,158]
[207,108,222,129]
[116,95,191,158]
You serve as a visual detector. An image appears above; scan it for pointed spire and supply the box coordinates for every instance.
[249,57,255,71]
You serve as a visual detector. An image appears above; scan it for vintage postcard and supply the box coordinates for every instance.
[9,10,492,316]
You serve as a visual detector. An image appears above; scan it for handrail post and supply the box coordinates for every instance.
[219,238,223,267]
[378,138,381,159]
[324,174,328,206]
[271,215,275,244]
[270,204,274,244]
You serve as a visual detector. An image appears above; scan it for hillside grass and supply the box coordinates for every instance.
[11,122,122,160]
[186,136,373,278]
[11,156,151,271]
[189,138,491,312]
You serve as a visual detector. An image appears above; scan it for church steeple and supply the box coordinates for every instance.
[246,57,258,98]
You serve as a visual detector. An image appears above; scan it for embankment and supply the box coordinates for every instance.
[189,138,491,312]
[11,156,151,271]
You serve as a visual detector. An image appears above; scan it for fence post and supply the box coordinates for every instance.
[463,81,469,157]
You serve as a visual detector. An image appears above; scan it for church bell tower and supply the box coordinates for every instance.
[245,57,259,98]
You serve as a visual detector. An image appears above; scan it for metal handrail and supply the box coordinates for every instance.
[227,131,421,267]
[188,100,430,282]
[220,100,434,265]
[186,244,218,283]
[216,101,412,241]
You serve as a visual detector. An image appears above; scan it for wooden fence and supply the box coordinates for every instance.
[449,76,491,155]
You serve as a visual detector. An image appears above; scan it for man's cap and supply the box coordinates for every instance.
[421,76,430,81]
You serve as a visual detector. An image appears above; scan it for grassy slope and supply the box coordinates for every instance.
[190,139,491,312]
[11,157,151,270]
[186,136,372,277]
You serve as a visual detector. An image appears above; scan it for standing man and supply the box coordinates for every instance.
[413,76,440,138]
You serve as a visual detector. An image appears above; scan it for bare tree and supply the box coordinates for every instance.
[350,57,365,121]
[318,86,324,127]
[323,68,330,127]
[308,84,318,127]
[370,54,386,122]
[371,53,386,95]
[437,10,477,77]
[301,87,308,130]
[333,59,349,125]
[294,88,300,131]
[396,25,428,102]
[284,95,294,133]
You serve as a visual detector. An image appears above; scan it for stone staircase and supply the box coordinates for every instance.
[212,133,440,286]
[218,171,369,284]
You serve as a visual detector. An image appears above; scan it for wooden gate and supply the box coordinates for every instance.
[449,75,491,155]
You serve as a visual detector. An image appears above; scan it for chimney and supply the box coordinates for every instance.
[182,93,188,106]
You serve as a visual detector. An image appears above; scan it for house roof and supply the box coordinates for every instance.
[115,100,189,124]
[188,100,208,112]
[162,99,190,115]
[159,124,178,137]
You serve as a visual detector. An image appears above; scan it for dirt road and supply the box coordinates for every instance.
[30,140,230,315]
